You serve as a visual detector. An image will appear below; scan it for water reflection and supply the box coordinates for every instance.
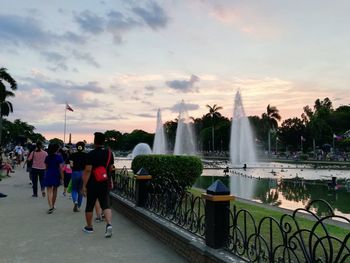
[194,175,350,219]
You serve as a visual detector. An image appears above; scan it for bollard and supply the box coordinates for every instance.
[135,167,152,207]
[202,180,234,249]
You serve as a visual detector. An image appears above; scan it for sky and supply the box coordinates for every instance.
[1,0,349,143]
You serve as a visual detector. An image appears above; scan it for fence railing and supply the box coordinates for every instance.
[112,171,350,263]
[145,178,206,237]
[112,166,135,202]
[226,199,350,263]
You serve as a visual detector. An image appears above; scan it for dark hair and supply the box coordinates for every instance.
[76,141,85,152]
[94,132,105,145]
[36,141,43,152]
[47,143,59,155]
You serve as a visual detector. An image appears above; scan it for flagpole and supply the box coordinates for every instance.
[64,105,67,145]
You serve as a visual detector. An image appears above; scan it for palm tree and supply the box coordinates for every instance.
[205,104,223,151]
[262,104,281,155]
[0,68,17,145]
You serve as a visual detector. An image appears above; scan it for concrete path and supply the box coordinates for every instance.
[0,167,186,263]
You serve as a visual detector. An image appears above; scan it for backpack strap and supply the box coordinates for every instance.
[106,148,111,168]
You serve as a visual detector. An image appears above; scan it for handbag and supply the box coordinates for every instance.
[93,149,111,182]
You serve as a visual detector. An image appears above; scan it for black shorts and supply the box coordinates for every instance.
[85,183,110,212]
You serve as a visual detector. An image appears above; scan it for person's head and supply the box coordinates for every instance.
[93,132,105,146]
[47,143,59,155]
[36,141,43,151]
[76,141,85,152]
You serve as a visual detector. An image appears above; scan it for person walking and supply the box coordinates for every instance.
[82,132,114,238]
[44,143,64,214]
[23,143,36,184]
[27,141,47,197]
[69,141,87,212]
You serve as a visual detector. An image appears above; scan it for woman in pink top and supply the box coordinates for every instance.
[27,141,48,197]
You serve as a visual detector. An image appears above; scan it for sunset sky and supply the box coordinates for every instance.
[1,0,349,143]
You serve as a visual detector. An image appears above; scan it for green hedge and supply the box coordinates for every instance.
[131,154,203,188]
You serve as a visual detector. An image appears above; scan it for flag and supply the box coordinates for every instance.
[66,103,74,112]
[301,136,306,142]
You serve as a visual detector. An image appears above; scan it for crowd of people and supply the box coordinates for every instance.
[0,132,115,238]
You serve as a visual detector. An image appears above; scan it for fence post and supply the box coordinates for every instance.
[202,180,234,249]
[134,167,152,207]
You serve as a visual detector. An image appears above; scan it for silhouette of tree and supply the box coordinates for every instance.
[0,68,17,145]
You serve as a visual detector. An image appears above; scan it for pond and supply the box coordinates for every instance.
[115,157,350,220]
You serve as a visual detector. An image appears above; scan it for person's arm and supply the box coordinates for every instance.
[82,164,92,197]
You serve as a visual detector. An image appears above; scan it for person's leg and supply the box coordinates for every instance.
[47,186,53,208]
[95,200,102,219]
[31,169,38,197]
[103,208,112,225]
[38,170,45,197]
[98,188,112,237]
[84,187,97,230]
[52,187,57,208]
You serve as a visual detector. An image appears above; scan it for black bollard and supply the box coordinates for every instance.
[202,180,234,249]
[135,167,152,207]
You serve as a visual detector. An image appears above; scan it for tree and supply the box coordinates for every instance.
[278,118,306,151]
[262,104,281,155]
[0,68,17,145]
[104,130,123,150]
[205,104,223,151]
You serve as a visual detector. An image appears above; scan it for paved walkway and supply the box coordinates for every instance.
[0,167,186,263]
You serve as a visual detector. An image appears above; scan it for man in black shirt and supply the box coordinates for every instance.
[82,132,114,238]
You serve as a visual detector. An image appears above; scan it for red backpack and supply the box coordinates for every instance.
[93,149,111,182]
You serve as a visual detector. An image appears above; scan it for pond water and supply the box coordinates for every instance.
[115,157,350,220]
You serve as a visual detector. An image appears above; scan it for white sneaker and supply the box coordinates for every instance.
[105,225,112,238]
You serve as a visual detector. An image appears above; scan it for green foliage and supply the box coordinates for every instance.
[299,153,309,160]
[131,154,203,188]
[2,119,45,145]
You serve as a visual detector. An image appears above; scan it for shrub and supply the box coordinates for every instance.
[131,154,203,189]
[299,153,309,160]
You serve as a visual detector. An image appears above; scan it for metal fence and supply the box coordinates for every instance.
[145,178,206,237]
[226,199,350,263]
[112,166,136,202]
[112,171,350,262]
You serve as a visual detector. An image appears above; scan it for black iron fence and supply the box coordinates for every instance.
[112,171,350,263]
[226,199,350,263]
[145,178,206,237]
[112,166,135,202]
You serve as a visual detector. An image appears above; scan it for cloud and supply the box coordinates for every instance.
[61,31,86,44]
[0,14,54,48]
[132,2,168,30]
[169,102,200,113]
[41,51,69,71]
[106,10,140,44]
[20,77,105,110]
[74,10,105,34]
[72,50,100,68]
[144,85,157,91]
[0,14,86,49]
[128,113,155,118]
[166,75,200,93]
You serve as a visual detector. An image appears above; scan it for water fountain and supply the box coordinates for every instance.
[153,109,167,154]
[174,100,197,155]
[131,143,152,159]
[229,91,257,199]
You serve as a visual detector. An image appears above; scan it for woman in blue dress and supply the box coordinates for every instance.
[44,143,64,214]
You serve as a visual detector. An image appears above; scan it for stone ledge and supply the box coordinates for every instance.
[110,192,246,263]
